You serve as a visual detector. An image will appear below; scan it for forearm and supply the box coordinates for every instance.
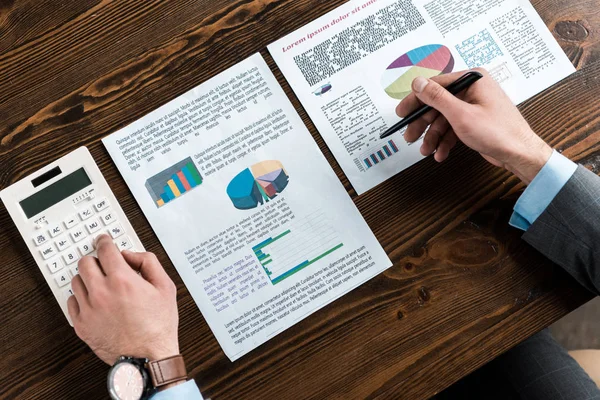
[521,165,600,295]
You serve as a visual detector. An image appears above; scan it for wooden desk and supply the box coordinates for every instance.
[1,0,598,398]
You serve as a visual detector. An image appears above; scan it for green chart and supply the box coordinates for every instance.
[251,212,344,284]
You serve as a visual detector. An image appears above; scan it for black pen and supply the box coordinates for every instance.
[380,71,484,139]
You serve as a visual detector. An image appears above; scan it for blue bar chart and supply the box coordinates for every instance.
[362,139,399,169]
[145,157,203,208]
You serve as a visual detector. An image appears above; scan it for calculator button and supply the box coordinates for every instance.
[115,236,133,251]
[63,249,79,265]
[108,222,125,239]
[63,286,75,301]
[100,210,116,225]
[47,258,64,274]
[64,214,79,229]
[48,223,63,238]
[55,235,71,252]
[93,197,109,212]
[78,239,94,256]
[79,206,94,221]
[39,243,56,260]
[32,232,49,247]
[70,228,87,243]
[70,265,80,277]
[55,271,71,287]
[85,218,102,234]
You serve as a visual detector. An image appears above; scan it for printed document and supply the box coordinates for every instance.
[103,54,391,361]
[268,0,575,194]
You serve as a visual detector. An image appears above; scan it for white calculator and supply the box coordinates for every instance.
[0,147,144,325]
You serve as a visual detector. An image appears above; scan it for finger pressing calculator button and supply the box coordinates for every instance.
[32,232,49,247]
[78,239,94,256]
[55,271,71,287]
[63,249,79,265]
[115,236,133,251]
[79,206,94,221]
[47,258,64,274]
[70,228,87,243]
[64,214,79,229]
[93,197,109,212]
[39,243,56,260]
[48,223,63,238]
[108,222,125,239]
[70,265,80,277]
[100,210,116,225]
[85,218,102,234]
[55,235,71,252]
[90,232,104,245]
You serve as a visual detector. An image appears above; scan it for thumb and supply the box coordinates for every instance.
[412,76,466,121]
[121,250,171,289]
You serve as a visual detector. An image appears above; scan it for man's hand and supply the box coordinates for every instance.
[67,234,179,365]
[397,68,553,184]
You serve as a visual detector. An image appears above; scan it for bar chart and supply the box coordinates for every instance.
[359,139,400,170]
[145,157,203,208]
[252,211,343,284]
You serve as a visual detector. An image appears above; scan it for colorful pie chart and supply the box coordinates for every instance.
[226,161,289,210]
[382,44,454,100]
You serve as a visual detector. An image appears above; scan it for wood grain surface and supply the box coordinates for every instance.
[1,0,599,399]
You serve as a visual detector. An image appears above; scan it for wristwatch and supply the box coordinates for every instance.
[107,355,188,400]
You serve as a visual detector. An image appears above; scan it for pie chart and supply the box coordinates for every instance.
[382,44,454,100]
[226,160,289,210]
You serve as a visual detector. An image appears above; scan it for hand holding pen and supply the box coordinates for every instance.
[381,71,483,139]
[391,68,552,184]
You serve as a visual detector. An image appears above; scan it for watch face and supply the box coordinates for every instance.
[110,362,145,400]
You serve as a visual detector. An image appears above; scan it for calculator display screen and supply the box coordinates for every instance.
[20,168,92,218]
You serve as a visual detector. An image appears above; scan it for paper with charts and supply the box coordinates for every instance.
[268,0,575,194]
[102,54,391,361]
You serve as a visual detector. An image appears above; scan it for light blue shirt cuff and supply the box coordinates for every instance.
[150,380,203,400]
[509,150,577,231]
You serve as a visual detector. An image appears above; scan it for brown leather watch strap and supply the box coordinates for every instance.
[147,355,187,388]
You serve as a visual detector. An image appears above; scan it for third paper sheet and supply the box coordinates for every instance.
[268,0,575,194]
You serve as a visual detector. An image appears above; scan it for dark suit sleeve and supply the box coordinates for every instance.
[522,166,600,295]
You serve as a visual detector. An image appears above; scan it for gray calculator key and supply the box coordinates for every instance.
[93,197,110,212]
[100,210,116,225]
[63,214,79,229]
[70,228,87,243]
[55,271,71,287]
[40,243,56,260]
[85,218,102,234]
[108,222,125,239]
[55,235,70,252]
[63,286,75,301]
[79,206,94,221]
[47,258,64,274]
[78,239,94,256]
[115,236,133,251]
[63,249,79,265]
[32,232,49,247]
[48,223,63,238]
